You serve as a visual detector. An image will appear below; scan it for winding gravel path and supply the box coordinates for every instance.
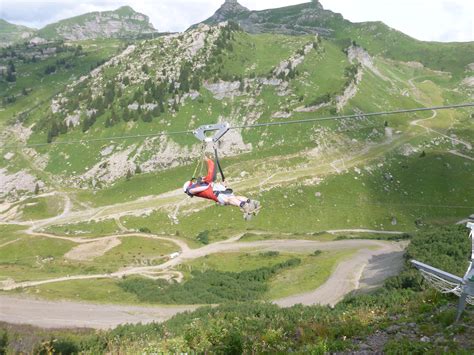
[0,238,406,329]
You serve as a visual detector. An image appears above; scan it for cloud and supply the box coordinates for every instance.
[319,0,473,42]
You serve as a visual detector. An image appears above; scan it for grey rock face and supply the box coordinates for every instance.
[202,0,346,37]
[210,0,250,23]
[38,6,157,41]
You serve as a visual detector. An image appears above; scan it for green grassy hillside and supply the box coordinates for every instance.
[0,7,472,348]
[0,19,34,47]
[202,1,474,77]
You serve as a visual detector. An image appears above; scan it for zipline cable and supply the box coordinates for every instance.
[1,129,194,149]
[1,103,473,149]
[229,103,474,129]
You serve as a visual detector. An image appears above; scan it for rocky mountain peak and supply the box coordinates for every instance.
[309,0,323,9]
[201,0,345,36]
[212,0,250,22]
[36,6,157,41]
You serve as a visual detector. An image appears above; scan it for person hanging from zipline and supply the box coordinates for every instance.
[183,155,260,220]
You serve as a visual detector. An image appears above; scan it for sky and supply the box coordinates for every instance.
[0,0,473,42]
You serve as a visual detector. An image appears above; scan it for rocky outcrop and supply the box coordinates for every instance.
[201,0,347,36]
[348,45,390,82]
[207,0,250,23]
[204,80,241,100]
[461,77,474,87]
[0,168,43,199]
[36,6,157,41]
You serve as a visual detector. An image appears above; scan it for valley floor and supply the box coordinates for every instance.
[1,111,471,327]
[0,236,405,329]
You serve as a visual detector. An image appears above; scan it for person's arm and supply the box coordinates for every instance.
[188,184,209,195]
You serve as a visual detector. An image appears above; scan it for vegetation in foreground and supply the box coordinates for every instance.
[1,225,472,353]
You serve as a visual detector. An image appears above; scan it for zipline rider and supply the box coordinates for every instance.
[183,156,260,219]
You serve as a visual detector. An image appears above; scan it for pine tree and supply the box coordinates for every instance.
[7,60,15,73]
[59,121,68,134]
[239,79,245,91]
[142,110,152,123]
[47,130,54,143]
[152,106,160,117]
[144,79,153,91]
[5,67,16,82]
[122,107,130,122]
[191,76,201,91]
[34,183,40,195]
[173,99,179,112]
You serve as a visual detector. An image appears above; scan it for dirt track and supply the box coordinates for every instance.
[0,238,406,329]
[0,295,197,329]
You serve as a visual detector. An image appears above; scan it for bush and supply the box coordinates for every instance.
[259,251,279,257]
[384,338,431,354]
[0,330,7,355]
[44,65,56,75]
[196,230,209,245]
[34,338,78,355]
[119,259,301,304]
[407,225,470,276]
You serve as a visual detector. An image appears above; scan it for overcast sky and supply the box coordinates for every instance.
[1,0,473,42]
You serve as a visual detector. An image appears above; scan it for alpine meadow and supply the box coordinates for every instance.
[0,0,473,353]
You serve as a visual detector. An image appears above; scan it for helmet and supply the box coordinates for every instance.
[183,181,192,193]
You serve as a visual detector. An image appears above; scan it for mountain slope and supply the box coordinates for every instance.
[0,19,35,47]
[1,23,472,222]
[0,19,473,343]
[36,6,157,41]
[200,0,474,77]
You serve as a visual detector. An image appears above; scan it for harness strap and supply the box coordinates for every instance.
[214,146,225,182]
[191,143,206,180]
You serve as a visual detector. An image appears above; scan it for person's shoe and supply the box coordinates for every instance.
[252,200,260,211]
[240,202,252,214]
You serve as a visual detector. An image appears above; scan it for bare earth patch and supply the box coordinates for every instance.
[64,237,121,261]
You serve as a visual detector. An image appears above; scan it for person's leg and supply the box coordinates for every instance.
[229,196,249,207]
[218,194,249,208]
[202,159,216,184]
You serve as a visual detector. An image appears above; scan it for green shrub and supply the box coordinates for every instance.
[34,338,78,355]
[119,259,301,304]
[384,338,431,354]
[0,330,7,355]
[196,230,209,245]
[259,251,279,257]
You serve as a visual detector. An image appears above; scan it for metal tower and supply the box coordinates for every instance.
[411,222,474,322]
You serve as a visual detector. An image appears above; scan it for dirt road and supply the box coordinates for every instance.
[274,241,406,307]
[0,295,197,329]
[0,238,406,328]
